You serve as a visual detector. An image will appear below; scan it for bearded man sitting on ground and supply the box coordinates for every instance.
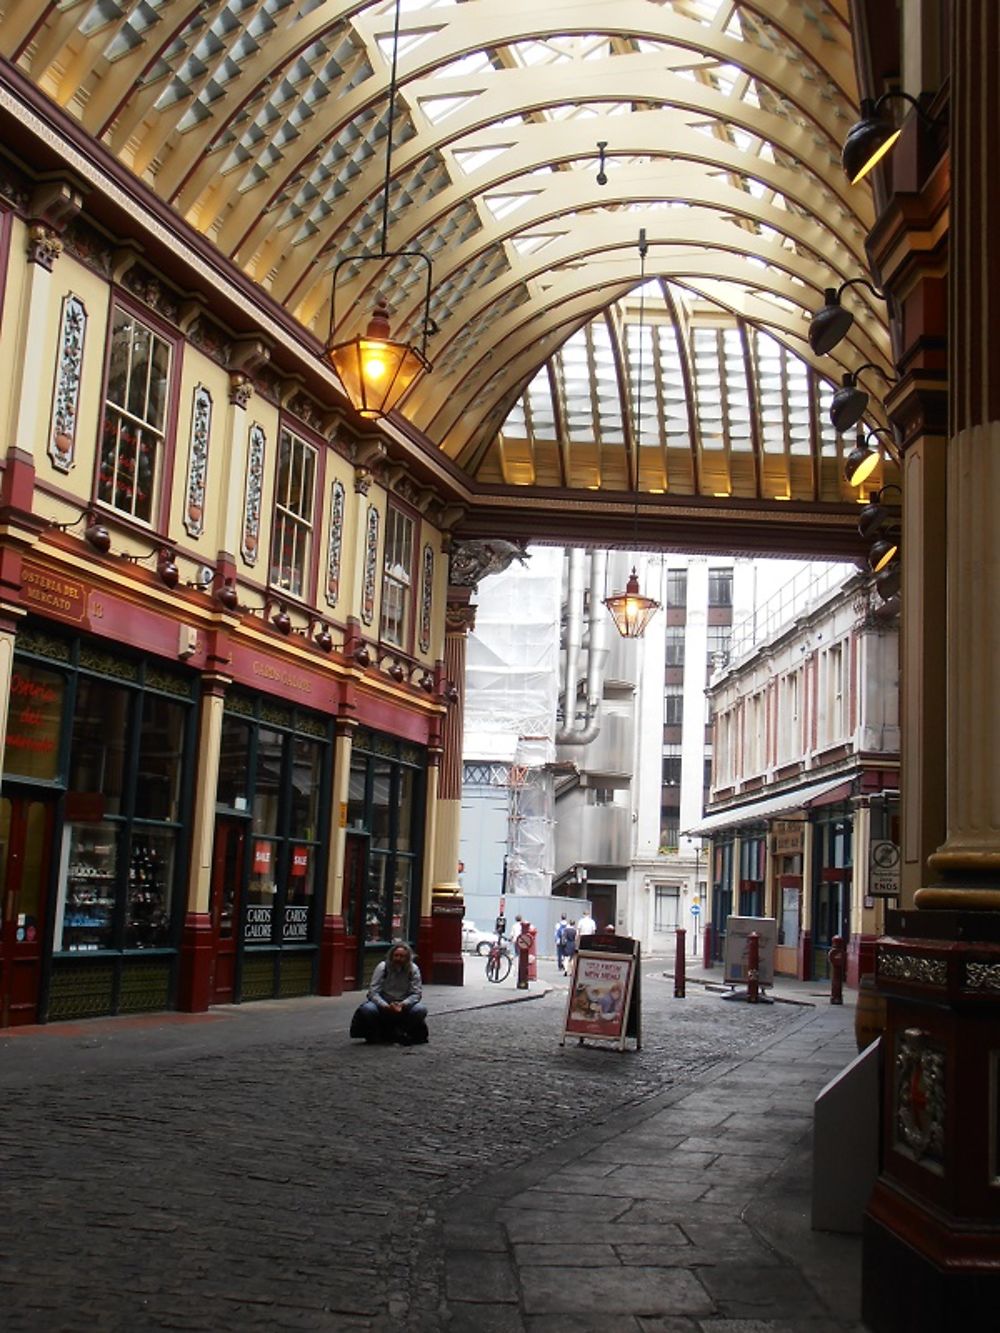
[349,941,429,1045]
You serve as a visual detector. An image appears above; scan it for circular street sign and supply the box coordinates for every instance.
[872,841,900,870]
[690,903,702,916]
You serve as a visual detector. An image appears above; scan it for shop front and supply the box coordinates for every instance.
[811,807,852,980]
[342,727,426,990]
[208,691,332,1004]
[1,623,197,1024]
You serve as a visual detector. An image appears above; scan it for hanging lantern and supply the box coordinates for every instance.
[604,568,660,639]
[326,298,430,420]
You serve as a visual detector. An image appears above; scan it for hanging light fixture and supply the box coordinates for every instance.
[858,484,902,577]
[842,92,931,185]
[830,364,896,433]
[605,229,661,641]
[325,0,433,420]
[845,425,896,488]
[808,277,887,355]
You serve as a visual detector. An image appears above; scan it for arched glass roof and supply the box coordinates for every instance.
[2,0,894,505]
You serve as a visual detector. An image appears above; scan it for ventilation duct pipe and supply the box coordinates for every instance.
[557,550,609,746]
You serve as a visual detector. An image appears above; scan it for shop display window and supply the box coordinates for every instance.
[253,727,283,834]
[4,663,64,782]
[217,716,252,810]
[289,738,321,840]
[125,829,175,949]
[371,758,392,849]
[780,885,801,946]
[134,696,186,822]
[348,731,425,949]
[69,677,129,815]
[283,845,314,942]
[59,823,120,952]
[219,702,330,951]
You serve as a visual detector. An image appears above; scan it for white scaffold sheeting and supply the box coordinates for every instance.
[463,547,562,767]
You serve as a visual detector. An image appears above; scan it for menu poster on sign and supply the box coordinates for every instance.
[562,951,637,1049]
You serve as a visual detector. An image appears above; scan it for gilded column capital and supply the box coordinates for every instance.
[26,223,62,271]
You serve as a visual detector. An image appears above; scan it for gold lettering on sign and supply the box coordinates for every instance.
[251,660,313,693]
[20,562,86,622]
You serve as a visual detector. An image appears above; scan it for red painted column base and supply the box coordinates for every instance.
[177,912,213,1013]
[317,914,347,996]
[431,898,465,986]
[847,931,878,988]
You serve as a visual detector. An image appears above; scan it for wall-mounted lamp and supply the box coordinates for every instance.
[808,278,886,356]
[324,0,434,420]
[858,484,901,580]
[842,92,932,185]
[49,507,112,553]
[830,364,896,433]
[120,542,178,588]
[270,602,292,635]
[596,140,608,186]
[354,643,373,668]
[215,577,240,611]
[311,620,334,653]
[845,426,896,488]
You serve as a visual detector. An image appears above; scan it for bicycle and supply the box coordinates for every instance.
[484,933,513,983]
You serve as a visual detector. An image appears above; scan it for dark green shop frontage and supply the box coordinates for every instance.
[1,626,200,1024]
[0,624,344,1025]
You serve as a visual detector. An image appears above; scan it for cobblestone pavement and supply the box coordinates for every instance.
[1,969,813,1332]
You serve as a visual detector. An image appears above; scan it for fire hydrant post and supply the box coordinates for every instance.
[746,930,760,1004]
[516,926,531,989]
[674,927,687,998]
[829,934,845,1005]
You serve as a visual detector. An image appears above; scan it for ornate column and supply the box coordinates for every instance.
[862,7,1000,1329]
[429,591,474,985]
[317,719,354,995]
[177,673,229,1012]
[417,752,441,976]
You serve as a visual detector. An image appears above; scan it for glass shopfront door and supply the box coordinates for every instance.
[209,818,245,1005]
[0,795,54,1025]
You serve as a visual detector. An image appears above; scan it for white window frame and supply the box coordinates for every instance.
[380,506,415,648]
[270,428,317,599]
[98,306,172,524]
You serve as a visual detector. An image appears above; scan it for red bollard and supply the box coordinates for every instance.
[746,930,760,1003]
[516,926,530,989]
[527,923,538,981]
[829,934,845,1005]
[674,927,687,998]
[703,921,713,969]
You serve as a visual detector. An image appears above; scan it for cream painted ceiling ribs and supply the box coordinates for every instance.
[1,0,892,508]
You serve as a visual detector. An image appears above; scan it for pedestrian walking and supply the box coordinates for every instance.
[554,913,568,973]
[578,909,597,938]
[562,919,578,971]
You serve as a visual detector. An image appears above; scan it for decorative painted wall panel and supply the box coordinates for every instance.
[325,479,345,608]
[241,422,266,565]
[420,542,434,653]
[183,384,212,537]
[361,505,379,626]
[48,293,87,473]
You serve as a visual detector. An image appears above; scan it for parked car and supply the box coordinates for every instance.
[461,919,495,954]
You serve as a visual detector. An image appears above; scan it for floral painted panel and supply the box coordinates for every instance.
[183,384,213,538]
[325,479,345,608]
[361,504,379,626]
[241,422,266,565]
[419,542,434,653]
[48,293,87,472]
